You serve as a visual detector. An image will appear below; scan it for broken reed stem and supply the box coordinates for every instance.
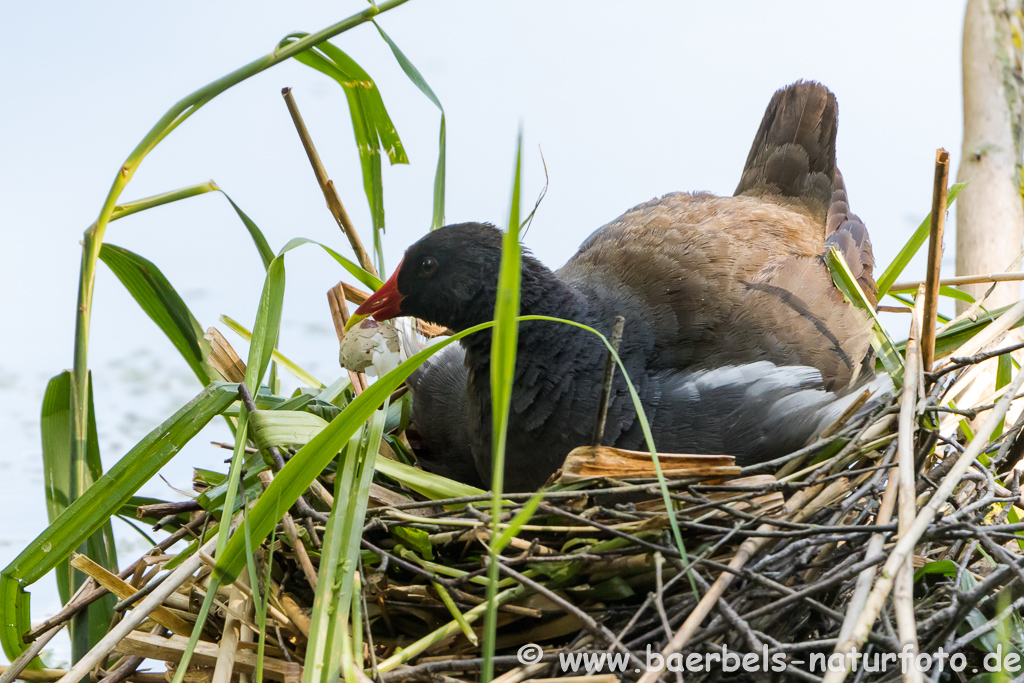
[894,288,924,682]
[281,87,376,277]
[328,282,369,394]
[824,365,1024,682]
[922,149,950,371]
[22,513,209,647]
[591,315,625,447]
[70,554,192,636]
[55,532,223,683]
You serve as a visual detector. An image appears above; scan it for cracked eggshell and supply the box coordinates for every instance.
[339,319,402,375]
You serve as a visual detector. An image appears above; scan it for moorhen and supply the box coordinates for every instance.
[350,81,879,492]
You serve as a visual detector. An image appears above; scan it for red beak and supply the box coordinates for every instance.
[346,259,405,331]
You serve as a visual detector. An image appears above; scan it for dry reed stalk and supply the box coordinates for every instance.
[55,532,223,683]
[922,149,950,371]
[491,662,552,683]
[69,554,192,636]
[836,453,900,646]
[211,571,251,683]
[211,569,251,683]
[891,270,1024,291]
[894,288,924,682]
[328,283,368,394]
[204,327,246,383]
[281,87,376,278]
[114,631,300,683]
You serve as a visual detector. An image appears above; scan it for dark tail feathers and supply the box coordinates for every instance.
[825,169,877,307]
[736,81,877,308]
[735,80,838,220]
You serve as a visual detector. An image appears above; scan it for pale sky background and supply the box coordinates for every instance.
[0,0,968,664]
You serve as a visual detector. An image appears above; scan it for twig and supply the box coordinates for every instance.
[95,657,146,683]
[591,315,625,447]
[635,479,846,683]
[928,339,1024,380]
[136,500,201,520]
[259,471,318,590]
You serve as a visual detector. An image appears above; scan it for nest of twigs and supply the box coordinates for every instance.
[24,299,1024,683]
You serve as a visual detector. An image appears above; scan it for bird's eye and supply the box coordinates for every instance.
[420,256,438,277]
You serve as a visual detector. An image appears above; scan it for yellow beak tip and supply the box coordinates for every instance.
[344,313,368,333]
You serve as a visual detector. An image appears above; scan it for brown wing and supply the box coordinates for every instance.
[557,82,876,388]
[559,193,871,387]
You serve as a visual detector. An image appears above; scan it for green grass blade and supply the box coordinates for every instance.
[213,329,479,582]
[491,492,543,555]
[245,257,286,391]
[303,405,386,683]
[240,408,486,499]
[66,13,412,648]
[40,373,74,605]
[276,237,383,290]
[171,399,254,683]
[825,247,905,384]
[374,457,485,500]
[302,431,359,683]
[39,372,118,658]
[99,243,216,385]
[373,23,446,230]
[5,383,237,585]
[0,383,237,663]
[876,182,967,297]
[887,284,976,306]
[108,182,218,222]
[216,188,275,269]
[482,131,524,683]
